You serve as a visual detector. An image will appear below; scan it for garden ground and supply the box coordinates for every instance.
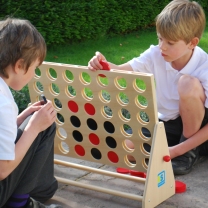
[46,155,208,208]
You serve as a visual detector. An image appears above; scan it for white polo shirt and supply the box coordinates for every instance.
[0,77,18,160]
[129,45,208,121]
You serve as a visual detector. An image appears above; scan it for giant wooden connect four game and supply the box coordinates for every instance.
[28,61,175,208]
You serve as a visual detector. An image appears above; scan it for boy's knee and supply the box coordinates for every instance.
[178,75,202,98]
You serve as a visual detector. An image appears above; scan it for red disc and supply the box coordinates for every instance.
[130,170,146,178]
[75,145,85,156]
[100,60,110,70]
[175,180,186,193]
[98,74,106,78]
[89,133,100,145]
[108,151,119,163]
[116,168,129,174]
[84,103,95,115]
[68,100,78,113]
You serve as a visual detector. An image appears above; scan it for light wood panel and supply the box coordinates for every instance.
[28,61,175,208]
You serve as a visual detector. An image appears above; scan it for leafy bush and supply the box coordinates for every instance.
[10,86,30,113]
[4,0,208,45]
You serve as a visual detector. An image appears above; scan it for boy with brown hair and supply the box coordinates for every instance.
[88,0,208,175]
[0,18,62,208]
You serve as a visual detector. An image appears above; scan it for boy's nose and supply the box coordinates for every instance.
[159,42,167,51]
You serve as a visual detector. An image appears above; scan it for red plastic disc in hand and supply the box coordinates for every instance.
[175,180,186,193]
[100,60,110,70]
[130,170,146,178]
[116,168,129,174]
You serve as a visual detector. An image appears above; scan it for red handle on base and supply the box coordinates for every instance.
[163,155,171,162]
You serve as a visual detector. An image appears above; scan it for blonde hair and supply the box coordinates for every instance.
[156,0,206,43]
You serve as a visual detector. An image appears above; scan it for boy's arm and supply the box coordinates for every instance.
[169,124,208,159]
[0,101,56,180]
[0,125,38,180]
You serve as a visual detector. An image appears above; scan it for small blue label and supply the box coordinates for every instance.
[158,171,165,187]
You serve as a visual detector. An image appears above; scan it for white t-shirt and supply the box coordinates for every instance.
[0,77,18,160]
[128,45,208,121]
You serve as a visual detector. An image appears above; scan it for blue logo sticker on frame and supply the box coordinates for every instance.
[158,171,165,187]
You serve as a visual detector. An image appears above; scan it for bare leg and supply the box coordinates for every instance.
[172,75,207,175]
[178,74,205,138]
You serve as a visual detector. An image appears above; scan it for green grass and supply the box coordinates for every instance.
[46,24,208,66]
[46,28,158,65]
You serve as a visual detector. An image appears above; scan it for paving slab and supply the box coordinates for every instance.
[46,155,208,208]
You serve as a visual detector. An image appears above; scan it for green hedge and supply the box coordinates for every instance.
[2,0,208,45]
[1,0,208,45]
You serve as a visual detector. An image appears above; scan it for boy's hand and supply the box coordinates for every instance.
[17,101,43,126]
[169,146,179,159]
[88,51,107,71]
[27,100,56,133]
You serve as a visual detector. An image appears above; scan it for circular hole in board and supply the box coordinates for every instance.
[121,125,132,137]
[117,92,129,106]
[63,70,74,83]
[56,113,64,125]
[101,106,113,119]
[34,81,44,93]
[122,139,134,153]
[118,108,131,122]
[137,111,149,125]
[56,127,67,140]
[140,143,151,156]
[49,83,60,96]
[99,90,111,103]
[142,158,149,170]
[139,127,151,141]
[35,67,41,78]
[53,98,62,111]
[47,68,57,81]
[133,78,146,93]
[65,85,76,98]
[114,77,127,90]
[82,87,93,101]
[58,141,69,154]
[124,155,136,167]
[79,72,91,85]
[97,75,109,87]
[135,95,148,109]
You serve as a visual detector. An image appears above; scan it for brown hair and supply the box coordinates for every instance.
[156,0,206,43]
[0,17,46,78]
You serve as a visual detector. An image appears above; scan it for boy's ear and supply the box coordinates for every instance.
[14,59,24,74]
[189,37,199,49]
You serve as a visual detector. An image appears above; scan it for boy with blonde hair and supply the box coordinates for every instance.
[0,18,62,208]
[88,0,208,175]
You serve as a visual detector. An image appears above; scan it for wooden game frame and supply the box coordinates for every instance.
[28,61,175,208]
